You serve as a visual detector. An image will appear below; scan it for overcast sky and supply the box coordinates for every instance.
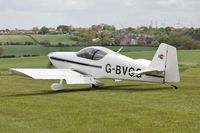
[0,0,200,29]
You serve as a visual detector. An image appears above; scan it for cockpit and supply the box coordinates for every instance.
[76,46,114,60]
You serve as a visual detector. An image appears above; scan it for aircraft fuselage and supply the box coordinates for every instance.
[48,52,164,83]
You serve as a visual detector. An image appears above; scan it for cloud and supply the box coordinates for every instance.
[124,0,136,7]
[156,0,178,6]
[0,0,200,29]
[0,0,94,12]
[39,0,94,11]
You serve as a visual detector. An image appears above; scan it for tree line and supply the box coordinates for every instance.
[1,24,200,49]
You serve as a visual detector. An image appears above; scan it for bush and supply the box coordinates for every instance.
[3,42,22,45]
[57,42,64,47]
[23,54,40,57]
[70,36,80,41]
[25,42,34,45]
[0,54,16,58]
[39,40,51,47]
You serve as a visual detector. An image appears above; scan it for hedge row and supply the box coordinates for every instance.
[0,54,40,58]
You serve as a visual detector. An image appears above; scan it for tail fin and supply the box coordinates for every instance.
[150,43,180,83]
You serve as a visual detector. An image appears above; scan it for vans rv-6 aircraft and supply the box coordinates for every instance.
[11,43,180,91]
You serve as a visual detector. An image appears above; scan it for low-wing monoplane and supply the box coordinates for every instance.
[11,43,180,91]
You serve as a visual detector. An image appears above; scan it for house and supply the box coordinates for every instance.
[10,29,35,34]
[49,28,57,33]
[92,38,100,42]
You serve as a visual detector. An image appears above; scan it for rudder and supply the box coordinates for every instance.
[150,43,180,83]
[164,44,180,83]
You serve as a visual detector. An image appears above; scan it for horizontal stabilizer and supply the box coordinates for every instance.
[130,69,164,77]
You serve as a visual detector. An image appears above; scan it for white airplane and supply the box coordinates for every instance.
[11,43,180,91]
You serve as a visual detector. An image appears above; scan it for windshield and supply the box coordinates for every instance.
[76,47,109,60]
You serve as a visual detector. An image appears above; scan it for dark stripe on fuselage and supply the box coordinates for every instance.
[145,74,164,78]
[50,56,102,69]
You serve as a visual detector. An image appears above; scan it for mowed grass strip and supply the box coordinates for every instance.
[0,34,77,45]
[31,34,77,45]
[0,35,34,44]
[0,50,200,132]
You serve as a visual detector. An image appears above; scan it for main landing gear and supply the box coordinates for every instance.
[91,80,104,88]
[171,84,178,89]
[165,83,178,89]
[51,79,67,91]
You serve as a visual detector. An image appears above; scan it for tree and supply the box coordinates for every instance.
[39,26,49,34]
[155,32,168,44]
[91,25,101,32]
[100,37,110,46]
[168,32,200,49]
[127,27,135,33]
[114,37,120,45]
[165,27,172,35]
[102,24,116,31]
[57,25,71,34]
[185,28,200,40]
[32,27,39,34]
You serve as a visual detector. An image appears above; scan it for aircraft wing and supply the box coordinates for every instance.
[131,69,164,77]
[10,68,96,84]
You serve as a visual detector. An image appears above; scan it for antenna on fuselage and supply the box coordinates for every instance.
[116,47,123,53]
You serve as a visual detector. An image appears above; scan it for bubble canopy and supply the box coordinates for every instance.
[76,46,114,60]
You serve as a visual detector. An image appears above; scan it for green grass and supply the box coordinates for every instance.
[0,56,48,70]
[31,34,77,45]
[2,45,157,56]
[0,35,35,44]
[3,45,86,56]
[0,50,200,132]
[3,45,85,56]
[0,34,77,45]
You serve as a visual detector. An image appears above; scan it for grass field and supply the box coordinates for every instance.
[0,49,200,132]
[31,34,77,45]
[0,34,77,45]
[2,45,157,56]
[0,35,35,44]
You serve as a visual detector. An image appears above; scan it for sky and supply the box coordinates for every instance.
[0,0,200,29]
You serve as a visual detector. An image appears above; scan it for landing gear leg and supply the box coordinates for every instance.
[51,79,67,91]
[165,83,178,89]
[91,80,104,88]
[171,84,178,89]
[92,84,99,88]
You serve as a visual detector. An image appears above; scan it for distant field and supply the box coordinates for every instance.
[0,35,35,44]
[0,50,200,133]
[0,34,77,45]
[1,46,200,68]
[2,45,157,56]
[31,34,77,45]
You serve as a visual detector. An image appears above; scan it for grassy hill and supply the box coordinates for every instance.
[0,35,35,44]
[0,50,200,132]
[31,34,77,45]
[0,34,77,45]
